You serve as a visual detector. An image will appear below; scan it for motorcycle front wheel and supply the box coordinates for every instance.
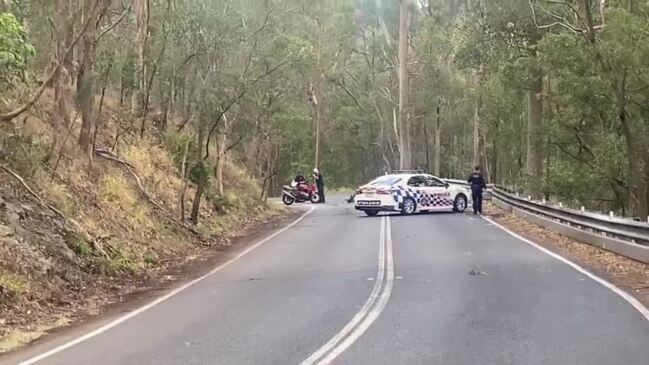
[310,193,320,204]
[282,194,295,205]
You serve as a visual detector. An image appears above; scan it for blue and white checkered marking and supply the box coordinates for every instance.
[392,187,454,209]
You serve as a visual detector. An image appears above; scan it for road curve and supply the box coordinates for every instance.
[3,198,648,365]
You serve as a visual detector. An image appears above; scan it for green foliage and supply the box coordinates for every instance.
[71,237,93,257]
[0,133,47,179]
[164,131,194,170]
[0,12,34,89]
[189,160,212,187]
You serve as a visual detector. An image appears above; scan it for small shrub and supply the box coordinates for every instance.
[0,134,47,179]
[143,253,158,266]
[74,240,92,257]
[44,182,78,216]
[164,131,194,169]
[97,251,134,275]
[0,271,30,300]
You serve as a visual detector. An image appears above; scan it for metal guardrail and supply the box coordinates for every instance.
[442,179,494,200]
[490,186,649,263]
[491,187,649,244]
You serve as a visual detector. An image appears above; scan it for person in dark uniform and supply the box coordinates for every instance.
[313,168,325,203]
[467,165,486,215]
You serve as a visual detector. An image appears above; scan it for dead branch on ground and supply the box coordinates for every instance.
[0,164,98,248]
[94,148,202,236]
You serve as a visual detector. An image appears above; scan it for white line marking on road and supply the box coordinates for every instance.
[483,215,649,321]
[301,215,395,365]
[18,206,316,365]
[317,216,395,364]
[300,216,386,365]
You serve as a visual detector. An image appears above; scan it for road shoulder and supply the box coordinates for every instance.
[0,205,306,361]
[485,203,649,309]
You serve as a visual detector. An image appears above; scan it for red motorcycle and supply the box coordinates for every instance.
[282,181,320,205]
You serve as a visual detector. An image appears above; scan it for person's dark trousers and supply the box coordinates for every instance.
[318,185,325,203]
[471,188,483,214]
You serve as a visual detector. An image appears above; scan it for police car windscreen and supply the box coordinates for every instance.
[370,177,402,186]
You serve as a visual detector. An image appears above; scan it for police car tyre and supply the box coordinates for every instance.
[365,211,379,217]
[453,194,467,213]
[310,193,320,204]
[282,194,295,206]
[401,197,416,215]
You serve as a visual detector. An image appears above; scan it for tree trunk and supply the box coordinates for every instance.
[119,72,125,106]
[397,0,412,170]
[77,0,99,167]
[472,98,480,168]
[190,184,204,225]
[178,139,189,221]
[614,81,648,217]
[314,95,321,169]
[434,107,441,176]
[132,0,149,116]
[492,132,499,184]
[215,135,227,196]
[54,0,71,129]
[423,123,430,172]
[169,63,176,115]
[526,67,544,198]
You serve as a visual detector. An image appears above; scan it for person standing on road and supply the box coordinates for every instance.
[467,166,486,215]
[313,168,325,203]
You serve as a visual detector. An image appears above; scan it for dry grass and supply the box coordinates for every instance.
[0,271,31,299]
[43,181,78,216]
[0,317,70,354]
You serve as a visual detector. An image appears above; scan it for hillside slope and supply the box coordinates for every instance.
[0,96,284,352]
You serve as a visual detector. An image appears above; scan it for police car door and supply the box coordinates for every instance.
[406,175,428,211]
[424,175,453,210]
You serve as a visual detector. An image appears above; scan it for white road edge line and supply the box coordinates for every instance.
[300,216,386,365]
[316,216,395,365]
[482,215,649,321]
[18,206,316,365]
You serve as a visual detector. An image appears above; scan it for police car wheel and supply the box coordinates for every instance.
[365,211,379,217]
[401,198,416,215]
[453,194,467,213]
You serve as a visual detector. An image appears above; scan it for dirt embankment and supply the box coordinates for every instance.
[0,97,286,353]
[485,203,649,308]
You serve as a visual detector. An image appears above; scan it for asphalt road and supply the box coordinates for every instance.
[4,198,649,365]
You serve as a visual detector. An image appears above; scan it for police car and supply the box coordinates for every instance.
[354,172,470,216]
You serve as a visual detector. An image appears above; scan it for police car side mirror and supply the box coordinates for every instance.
[444,183,449,189]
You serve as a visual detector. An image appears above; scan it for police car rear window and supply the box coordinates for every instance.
[371,177,402,186]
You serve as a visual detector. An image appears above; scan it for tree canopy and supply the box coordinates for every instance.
[1,0,648,218]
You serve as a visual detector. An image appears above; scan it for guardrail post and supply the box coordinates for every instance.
[581,206,585,212]
[559,202,563,208]
[528,195,531,200]
[542,198,546,204]
[609,211,614,218]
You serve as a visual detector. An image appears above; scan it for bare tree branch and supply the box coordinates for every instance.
[96,5,131,41]
[204,60,288,159]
